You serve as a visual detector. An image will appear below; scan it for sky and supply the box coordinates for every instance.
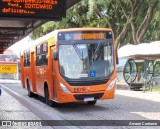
[6,36,31,57]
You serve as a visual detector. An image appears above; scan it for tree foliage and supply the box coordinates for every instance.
[30,0,160,48]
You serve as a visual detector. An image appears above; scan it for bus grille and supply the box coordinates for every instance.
[67,79,107,86]
[74,93,104,100]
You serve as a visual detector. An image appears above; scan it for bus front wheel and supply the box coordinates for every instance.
[87,100,97,105]
[44,87,59,107]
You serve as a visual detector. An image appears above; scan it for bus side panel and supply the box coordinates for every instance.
[20,55,25,88]
[35,66,44,96]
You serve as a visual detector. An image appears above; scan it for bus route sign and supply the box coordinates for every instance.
[0,0,67,20]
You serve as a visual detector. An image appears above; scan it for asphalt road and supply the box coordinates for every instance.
[0,81,160,129]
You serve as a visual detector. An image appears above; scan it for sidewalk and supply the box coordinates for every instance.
[116,82,130,90]
[0,88,40,121]
[0,79,21,84]
[116,90,160,102]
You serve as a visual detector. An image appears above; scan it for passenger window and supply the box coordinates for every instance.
[24,49,30,67]
[36,45,42,66]
[36,43,48,66]
[41,43,48,66]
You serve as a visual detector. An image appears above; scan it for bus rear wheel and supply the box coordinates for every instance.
[87,100,97,105]
[27,80,34,97]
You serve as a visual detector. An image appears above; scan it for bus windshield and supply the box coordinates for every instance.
[59,40,114,79]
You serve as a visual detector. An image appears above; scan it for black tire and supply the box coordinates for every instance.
[87,100,97,105]
[44,87,59,107]
[27,80,34,97]
[44,87,50,105]
[49,101,59,107]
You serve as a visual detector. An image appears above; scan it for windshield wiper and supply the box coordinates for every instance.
[71,41,83,60]
[93,41,102,60]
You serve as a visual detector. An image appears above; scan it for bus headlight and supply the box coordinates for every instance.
[106,78,116,90]
[59,82,70,93]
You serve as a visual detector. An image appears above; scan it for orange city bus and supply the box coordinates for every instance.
[20,28,118,106]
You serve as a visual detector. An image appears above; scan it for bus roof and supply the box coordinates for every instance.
[21,28,112,54]
[55,28,112,33]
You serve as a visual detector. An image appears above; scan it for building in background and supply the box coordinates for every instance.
[0,54,19,80]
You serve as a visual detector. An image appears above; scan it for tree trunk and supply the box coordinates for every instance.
[115,22,130,48]
[136,0,158,43]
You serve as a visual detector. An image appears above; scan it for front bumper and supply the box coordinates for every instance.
[55,84,116,103]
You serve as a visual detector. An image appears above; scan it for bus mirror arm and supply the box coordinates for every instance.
[116,48,119,65]
[116,56,119,65]
[54,52,58,60]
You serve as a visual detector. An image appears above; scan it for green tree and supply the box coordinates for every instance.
[30,0,160,48]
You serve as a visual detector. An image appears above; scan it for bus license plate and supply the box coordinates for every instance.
[84,97,94,102]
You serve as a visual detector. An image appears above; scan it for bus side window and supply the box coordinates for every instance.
[36,55,41,66]
[24,49,30,67]
[41,54,48,65]
[36,45,42,66]
[36,43,48,66]
[41,43,48,66]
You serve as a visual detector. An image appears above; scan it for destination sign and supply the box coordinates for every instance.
[0,0,67,20]
[74,33,105,40]
[58,31,113,40]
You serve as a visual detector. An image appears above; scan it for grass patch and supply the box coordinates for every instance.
[141,86,160,92]
[151,86,160,92]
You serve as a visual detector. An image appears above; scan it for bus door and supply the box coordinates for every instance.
[51,46,58,101]
[35,45,44,96]
[31,52,36,92]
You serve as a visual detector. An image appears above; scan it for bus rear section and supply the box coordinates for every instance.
[20,28,117,106]
[20,48,36,97]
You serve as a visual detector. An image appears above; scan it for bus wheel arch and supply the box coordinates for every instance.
[44,82,59,107]
[26,78,34,97]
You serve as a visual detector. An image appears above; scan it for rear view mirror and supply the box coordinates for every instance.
[54,52,58,60]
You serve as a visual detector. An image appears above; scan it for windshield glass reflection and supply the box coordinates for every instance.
[59,41,114,79]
